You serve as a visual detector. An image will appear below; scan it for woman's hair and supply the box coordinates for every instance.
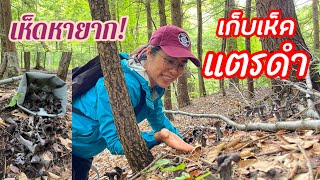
[130,44,162,62]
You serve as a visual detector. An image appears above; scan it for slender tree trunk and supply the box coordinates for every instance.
[88,0,154,173]
[219,0,228,97]
[158,0,174,121]
[171,0,191,108]
[197,0,206,97]
[35,52,42,70]
[227,0,239,88]
[245,0,254,98]
[313,0,320,51]
[146,0,153,40]
[0,0,20,79]
[56,52,72,81]
[158,0,167,26]
[24,52,30,72]
[256,0,320,92]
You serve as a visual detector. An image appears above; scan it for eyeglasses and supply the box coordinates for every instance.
[156,52,187,71]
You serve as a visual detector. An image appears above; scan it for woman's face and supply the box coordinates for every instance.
[144,48,188,88]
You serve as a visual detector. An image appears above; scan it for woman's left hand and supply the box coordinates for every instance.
[154,128,194,152]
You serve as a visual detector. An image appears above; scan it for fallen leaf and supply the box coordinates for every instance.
[276,134,290,145]
[206,142,226,162]
[312,143,320,155]
[224,137,241,149]
[280,144,298,151]
[18,172,28,180]
[47,172,62,179]
[190,169,202,177]
[282,135,301,144]
[256,132,265,137]
[187,145,202,161]
[11,109,28,119]
[238,159,258,168]
[240,150,255,159]
[302,140,318,149]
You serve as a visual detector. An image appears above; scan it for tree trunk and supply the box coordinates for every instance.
[158,0,167,26]
[171,0,191,108]
[245,0,254,98]
[197,0,206,97]
[35,52,42,70]
[56,52,72,81]
[256,0,320,92]
[227,0,239,89]
[158,0,174,121]
[219,0,228,97]
[313,0,320,51]
[146,0,153,40]
[0,0,20,79]
[88,0,154,173]
[24,52,30,72]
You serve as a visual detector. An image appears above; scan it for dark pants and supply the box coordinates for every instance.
[72,154,93,180]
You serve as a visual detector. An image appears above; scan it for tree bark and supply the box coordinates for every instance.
[256,0,320,92]
[171,0,191,108]
[158,0,174,121]
[227,0,239,89]
[24,52,30,72]
[245,0,254,98]
[0,0,20,79]
[313,0,320,51]
[197,0,206,97]
[35,52,42,70]
[88,0,154,173]
[146,0,152,40]
[158,0,167,26]
[219,0,228,97]
[56,52,72,81]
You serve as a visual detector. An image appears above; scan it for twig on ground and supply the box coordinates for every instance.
[296,142,314,180]
[229,81,251,107]
[165,110,320,131]
[128,153,165,180]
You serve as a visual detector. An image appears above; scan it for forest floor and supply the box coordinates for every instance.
[0,71,72,179]
[90,86,320,180]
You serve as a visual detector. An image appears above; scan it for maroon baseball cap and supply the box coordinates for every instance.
[149,25,200,67]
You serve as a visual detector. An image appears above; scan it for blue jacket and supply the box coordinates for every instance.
[72,54,181,159]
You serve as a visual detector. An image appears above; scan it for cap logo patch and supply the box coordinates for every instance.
[178,33,190,47]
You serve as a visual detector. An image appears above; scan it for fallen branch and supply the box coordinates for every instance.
[280,79,320,98]
[165,110,320,131]
[0,75,23,85]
